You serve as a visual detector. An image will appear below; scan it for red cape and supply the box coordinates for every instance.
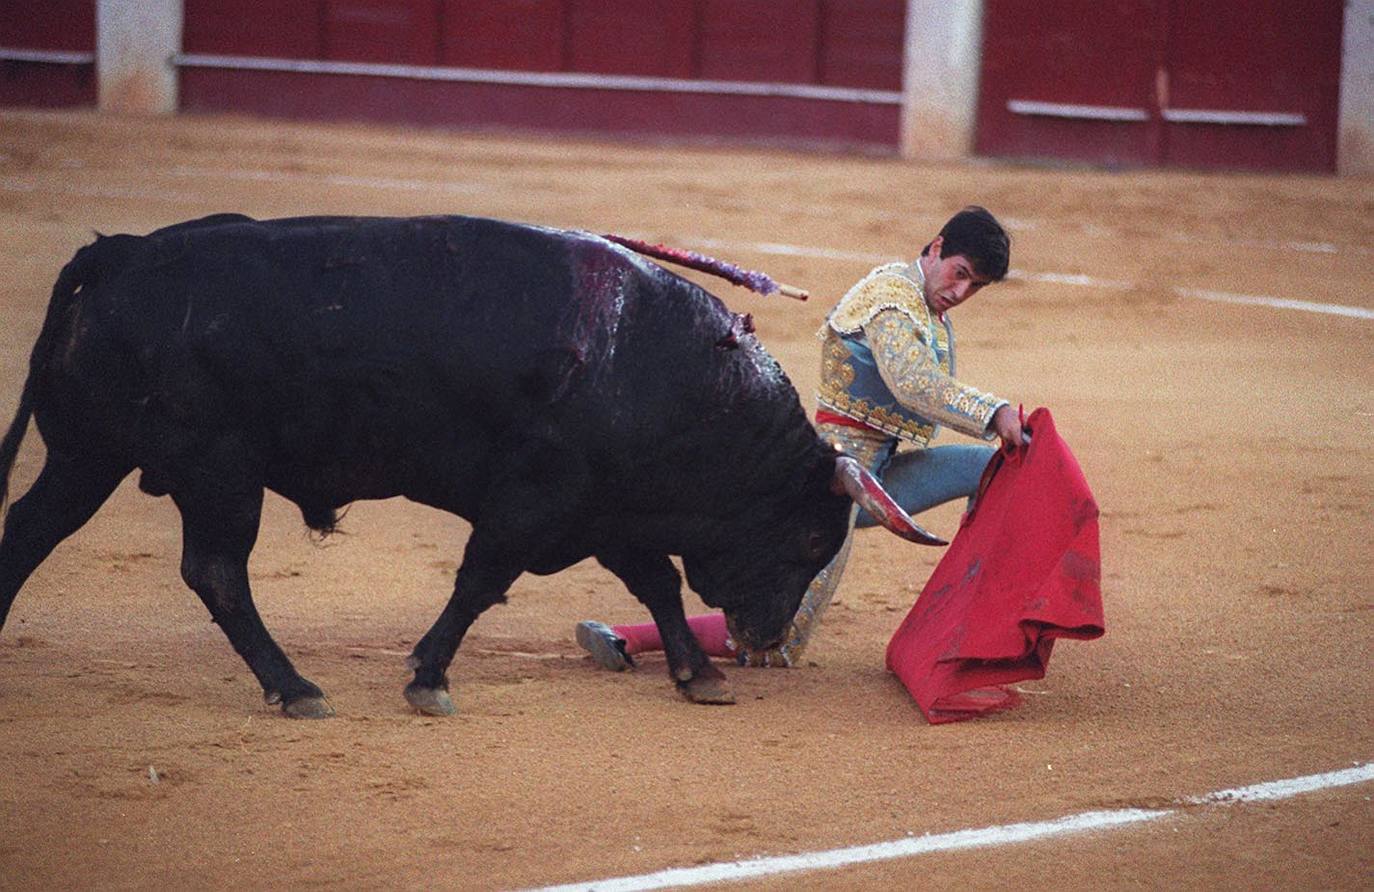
[885,408,1104,723]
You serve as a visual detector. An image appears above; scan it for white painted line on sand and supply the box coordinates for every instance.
[676,237,1372,321]
[1277,241,1345,255]
[1011,269,1135,290]
[1,166,486,201]
[1159,230,1363,255]
[1174,287,1374,320]
[168,165,490,195]
[1188,763,1374,804]
[687,235,892,265]
[529,809,1171,892]
[0,176,200,203]
[1,185,1365,320]
[522,762,1373,892]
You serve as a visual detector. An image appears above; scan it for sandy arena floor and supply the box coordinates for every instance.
[0,109,1370,890]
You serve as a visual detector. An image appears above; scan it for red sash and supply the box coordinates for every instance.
[814,409,874,430]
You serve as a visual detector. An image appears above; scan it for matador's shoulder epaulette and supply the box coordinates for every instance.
[820,262,933,338]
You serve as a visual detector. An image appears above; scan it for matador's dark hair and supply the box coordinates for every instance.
[921,206,1011,282]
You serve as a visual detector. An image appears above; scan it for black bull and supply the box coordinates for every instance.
[0,214,933,717]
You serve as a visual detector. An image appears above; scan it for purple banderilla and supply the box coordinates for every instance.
[602,234,808,301]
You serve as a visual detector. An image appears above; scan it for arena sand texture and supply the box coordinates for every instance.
[0,110,1370,890]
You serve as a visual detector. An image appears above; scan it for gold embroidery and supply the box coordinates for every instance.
[820,264,933,338]
[817,329,938,443]
[814,262,1004,447]
[867,312,1003,439]
[822,336,855,389]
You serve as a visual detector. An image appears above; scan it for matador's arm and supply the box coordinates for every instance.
[864,308,1007,440]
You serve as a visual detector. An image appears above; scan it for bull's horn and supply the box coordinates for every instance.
[832,455,948,546]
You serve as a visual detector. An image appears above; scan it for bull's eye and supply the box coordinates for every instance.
[805,530,828,562]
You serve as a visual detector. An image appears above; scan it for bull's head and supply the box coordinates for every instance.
[682,448,944,653]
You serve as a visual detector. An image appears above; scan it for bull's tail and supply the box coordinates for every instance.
[0,237,111,518]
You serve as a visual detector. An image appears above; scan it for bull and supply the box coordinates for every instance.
[0,214,934,718]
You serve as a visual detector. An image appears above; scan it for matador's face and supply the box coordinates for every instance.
[920,235,994,317]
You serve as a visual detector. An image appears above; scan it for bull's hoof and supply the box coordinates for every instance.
[677,674,736,705]
[282,695,335,719]
[404,683,456,716]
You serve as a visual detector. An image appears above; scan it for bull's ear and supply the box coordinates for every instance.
[832,455,948,546]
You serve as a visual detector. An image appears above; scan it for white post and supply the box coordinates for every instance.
[899,0,985,160]
[1338,0,1374,175]
[96,0,183,114]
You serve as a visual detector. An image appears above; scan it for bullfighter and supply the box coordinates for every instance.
[577,206,1026,669]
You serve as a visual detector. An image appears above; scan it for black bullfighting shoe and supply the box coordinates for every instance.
[575,620,634,671]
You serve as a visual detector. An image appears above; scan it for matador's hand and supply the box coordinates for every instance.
[990,404,1026,451]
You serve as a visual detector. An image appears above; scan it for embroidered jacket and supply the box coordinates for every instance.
[815,262,1006,447]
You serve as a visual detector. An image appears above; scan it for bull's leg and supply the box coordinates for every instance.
[596,548,734,705]
[0,453,130,632]
[172,455,331,719]
[403,438,582,716]
[404,535,521,716]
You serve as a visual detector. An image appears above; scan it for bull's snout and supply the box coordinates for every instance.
[723,611,788,654]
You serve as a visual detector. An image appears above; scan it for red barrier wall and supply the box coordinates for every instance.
[439,0,564,72]
[1162,2,1342,172]
[976,0,1343,172]
[0,0,96,107]
[177,0,906,150]
[182,0,324,57]
[179,67,902,147]
[323,0,441,64]
[818,0,906,90]
[1,0,96,51]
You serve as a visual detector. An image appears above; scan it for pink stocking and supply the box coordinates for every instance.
[613,613,736,658]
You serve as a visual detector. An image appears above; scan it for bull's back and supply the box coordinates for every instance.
[42,215,754,503]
